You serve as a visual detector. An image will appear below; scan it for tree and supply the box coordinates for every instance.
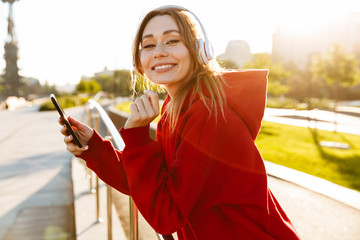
[113,70,132,96]
[0,84,4,96]
[87,79,102,94]
[311,44,360,107]
[311,43,360,131]
[76,78,87,93]
[243,53,290,97]
[42,81,57,95]
[95,74,113,93]
[76,78,102,94]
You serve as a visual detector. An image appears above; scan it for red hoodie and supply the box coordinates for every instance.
[80,70,301,239]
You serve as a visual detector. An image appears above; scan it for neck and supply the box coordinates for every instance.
[164,84,178,98]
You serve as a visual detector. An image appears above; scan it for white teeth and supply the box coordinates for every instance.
[154,64,172,70]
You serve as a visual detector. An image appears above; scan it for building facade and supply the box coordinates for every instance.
[217,40,253,68]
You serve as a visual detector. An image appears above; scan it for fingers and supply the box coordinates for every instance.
[124,91,160,129]
[140,94,156,116]
[66,144,88,156]
[64,134,75,144]
[64,135,88,156]
[59,116,94,155]
[60,124,69,136]
[144,90,160,115]
[58,117,63,125]
[129,102,139,116]
[132,92,159,117]
[135,96,147,114]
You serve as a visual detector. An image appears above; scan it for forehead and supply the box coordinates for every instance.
[142,15,179,37]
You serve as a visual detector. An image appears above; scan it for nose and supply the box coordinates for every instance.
[153,43,168,58]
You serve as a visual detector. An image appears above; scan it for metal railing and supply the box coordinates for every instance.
[84,99,166,240]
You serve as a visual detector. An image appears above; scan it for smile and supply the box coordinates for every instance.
[152,64,175,71]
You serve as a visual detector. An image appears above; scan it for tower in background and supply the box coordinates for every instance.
[2,0,21,97]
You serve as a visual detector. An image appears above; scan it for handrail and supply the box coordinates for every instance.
[85,99,166,240]
[88,99,125,150]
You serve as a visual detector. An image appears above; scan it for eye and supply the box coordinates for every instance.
[166,39,180,45]
[142,44,156,49]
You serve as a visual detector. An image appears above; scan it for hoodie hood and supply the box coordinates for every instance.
[222,69,269,140]
[165,69,268,140]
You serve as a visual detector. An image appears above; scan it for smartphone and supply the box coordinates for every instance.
[50,94,82,148]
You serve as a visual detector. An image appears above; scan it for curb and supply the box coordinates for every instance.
[264,161,360,211]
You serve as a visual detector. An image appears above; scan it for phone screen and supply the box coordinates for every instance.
[50,94,82,148]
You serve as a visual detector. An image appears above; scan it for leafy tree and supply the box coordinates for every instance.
[311,44,360,131]
[76,78,87,93]
[42,81,57,95]
[95,74,113,93]
[76,78,102,94]
[282,62,322,104]
[243,53,291,97]
[87,79,102,94]
[0,83,4,96]
[113,70,132,96]
[311,44,360,107]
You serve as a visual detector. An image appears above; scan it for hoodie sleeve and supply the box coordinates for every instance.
[77,130,130,195]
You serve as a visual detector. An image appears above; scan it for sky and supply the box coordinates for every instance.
[0,0,359,87]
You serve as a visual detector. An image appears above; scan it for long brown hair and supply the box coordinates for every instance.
[132,6,226,129]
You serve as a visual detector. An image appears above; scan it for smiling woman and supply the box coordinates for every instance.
[58,5,301,240]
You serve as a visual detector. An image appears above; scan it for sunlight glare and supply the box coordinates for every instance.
[277,2,343,35]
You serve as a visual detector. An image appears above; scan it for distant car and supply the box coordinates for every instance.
[5,96,28,111]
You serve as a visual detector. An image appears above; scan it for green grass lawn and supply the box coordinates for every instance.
[256,121,360,191]
[116,102,360,191]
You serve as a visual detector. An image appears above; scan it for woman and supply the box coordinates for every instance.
[60,5,301,239]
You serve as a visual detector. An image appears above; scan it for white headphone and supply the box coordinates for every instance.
[154,5,215,65]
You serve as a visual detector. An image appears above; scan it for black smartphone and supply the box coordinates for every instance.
[50,94,82,148]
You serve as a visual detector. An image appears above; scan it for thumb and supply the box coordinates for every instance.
[67,116,85,130]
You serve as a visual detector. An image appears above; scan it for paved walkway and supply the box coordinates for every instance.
[0,103,359,240]
[263,106,360,135]
[0,104,76,240]
[72,156,127,240]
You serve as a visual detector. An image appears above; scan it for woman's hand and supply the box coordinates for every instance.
[59,116,94,156]
[124,90,160,129]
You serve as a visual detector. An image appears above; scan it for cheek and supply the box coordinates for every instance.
[180,52,192,71]
[140,53,151,73]
[173,47,191,66]
[140,53,147,67]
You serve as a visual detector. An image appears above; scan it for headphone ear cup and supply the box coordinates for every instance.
[204,40,214,62]
[197,38,207,64]
[198,38,214,65]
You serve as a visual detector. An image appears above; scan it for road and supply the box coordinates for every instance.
[0,103,359,239]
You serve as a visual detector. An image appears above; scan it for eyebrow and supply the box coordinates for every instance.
[142,29,180,41]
